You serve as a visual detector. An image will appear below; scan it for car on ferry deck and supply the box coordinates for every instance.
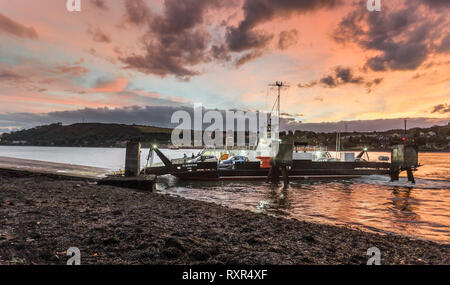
[218,156,249,169]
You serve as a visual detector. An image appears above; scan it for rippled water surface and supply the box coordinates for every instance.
[157,152,450,244]
[0,146,449,243]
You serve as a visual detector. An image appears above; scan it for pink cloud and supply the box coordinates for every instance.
[92,77,128,93]
[0,12,38,39]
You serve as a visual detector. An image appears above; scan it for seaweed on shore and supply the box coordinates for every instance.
[0,169,449,265]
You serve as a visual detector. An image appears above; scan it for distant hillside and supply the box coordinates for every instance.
[0,123,173,147]
[0,122,449,151]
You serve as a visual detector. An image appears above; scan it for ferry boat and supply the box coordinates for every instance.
[143,144,400,181]
[142,82,420,183]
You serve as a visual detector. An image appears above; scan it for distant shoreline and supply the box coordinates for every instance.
[1,122,449,152]
[1,144,449,153]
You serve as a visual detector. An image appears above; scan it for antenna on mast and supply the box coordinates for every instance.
[269,81,289,117]
[267,81,289,139]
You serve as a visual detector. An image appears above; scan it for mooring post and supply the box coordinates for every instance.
[391,144,418,184]
[267,131,293,186]
[125,139,141,177]
[267,164,281,183]
[266,166,273,183]
[390,166,399,182]
[281,166,289,186]
[406,167,415,184]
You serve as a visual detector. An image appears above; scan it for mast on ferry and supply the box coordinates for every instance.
[267,81,289,138]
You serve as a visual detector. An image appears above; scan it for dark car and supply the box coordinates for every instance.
[219,156,249,169]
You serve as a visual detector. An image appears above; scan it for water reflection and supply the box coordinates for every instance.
[267,184,290,214]
[391,187,416,214]
[157,174,450,244]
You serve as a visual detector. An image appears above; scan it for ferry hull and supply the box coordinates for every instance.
[170,161,391,181]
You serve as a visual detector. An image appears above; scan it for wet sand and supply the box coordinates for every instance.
[0,156,109,179]
[0,169,449,265]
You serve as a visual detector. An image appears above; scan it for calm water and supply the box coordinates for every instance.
[0,146,449,244]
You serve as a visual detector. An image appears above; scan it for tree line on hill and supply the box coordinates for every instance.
[0,122,449,151]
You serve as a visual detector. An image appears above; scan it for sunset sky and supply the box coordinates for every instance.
[0,0,449,132]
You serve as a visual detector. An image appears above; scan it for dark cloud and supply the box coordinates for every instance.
[278,29,299,50]
[365,77,383,88]
[151,0,233,34]
[235,50,264,67]
[91,0,109,10]
[418,0,450,9]
[431,104,450,114]
[438,33,450,53]
[364,78,383,93]
[238,0,340,28]
[226,0,339,52]
[320,75,336,88]
[334,2,448,72]
[121,0,234,80]
[0,105,184,131]
[372,78,383,85]
[120,0,341,79]
[0,13,38,39]
[50,106,184,128]
[0,105,269,132]
[226,27,273,52]
[299,66,371,89]
[121,29,210,80]
[335,66,363,84]
[87,26,111,43]
[124,0,152,25]
[210,44,232,62]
